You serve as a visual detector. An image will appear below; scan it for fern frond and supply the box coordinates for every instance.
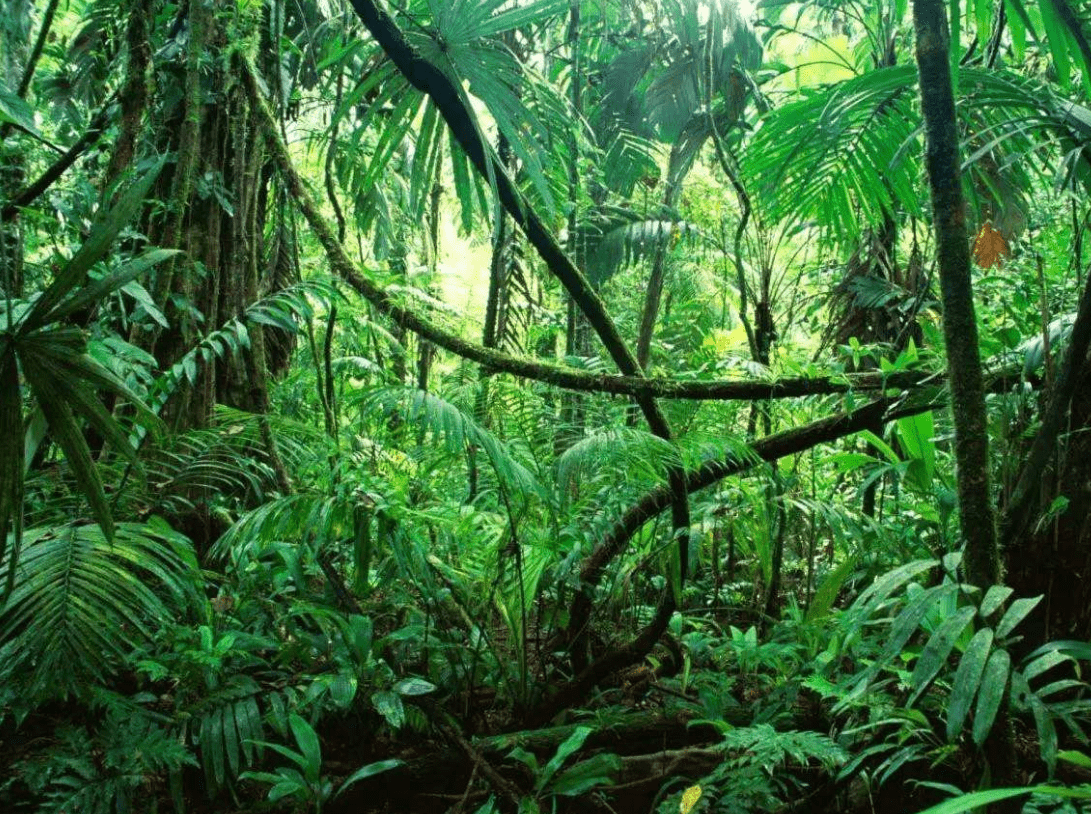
[361,386,545,500]
[0,520,199,699]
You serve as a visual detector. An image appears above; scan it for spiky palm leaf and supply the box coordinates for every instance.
[0,520,199,698]
[0,159,168,598]
[745,64,1091,241]
[574,206,706,286]
[744,65,923,240]
[360,385,545,501]
[323,0,571,237]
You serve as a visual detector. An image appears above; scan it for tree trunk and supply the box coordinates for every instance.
[913,0,1000,589]
[913,0,1014,803]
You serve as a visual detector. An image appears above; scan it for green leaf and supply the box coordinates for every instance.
[538,726,592,793]
[880,583,959,665]
[896,411,935,491]
[909,605,976,704]
[1040,0,1072,92]
[288,714,322,782]
[206,707,226,787]
[947,628,994,740]
[372,691,405,729]
[1005,0,1030,62]
[0,84,36,133]
[1026,678,1058,775]
[1022,649,1071,682]
[1058,750,1091,769]
[335,759,404,797]
[48,249,179,322]
[995,595,1041,638]
[912,788,1032,814]
[854,558,938,612]
[550,753,620,797]
[978,585,1013,619]
[223,703,240,777]
[393,677,436,696]
[21,156,166,331]
[805,556,857,623]
[23,365,114,541]
[972,649,1011,746]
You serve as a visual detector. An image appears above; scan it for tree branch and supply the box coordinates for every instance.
[532,394,938,725]
[1,102,113,223]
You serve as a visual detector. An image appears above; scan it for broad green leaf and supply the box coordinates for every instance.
[854,558,938,610]
[477,0,567,37]
[49,248,179,322]
[538,726,592,793]
[805,556,857,623]
[121,281,168,326]
[1004,0,1032,62]
[288,714,322,781]
[268,776,307,802]
[372,690,406,729]
[0,85,36,133]
[1020,672,1058,774]
[24,364,114,542]
[947,628,993,740]
[1024,639,1091,663]
[1040,0,1072,92]
[896,411,935,491]
[858,430,901,465]
[912,787,1031,814]
[995,595,1041,638]
[1022,649,1071,682]
[336,759,404,797]
[949,0,961,96]
[237,697,261,764]
[223,703,240,777]
[549,753,620,796]
[978,585,1013,619]
[972,649,1011,746]
[880,583,959,665]
[393,677,437,696]
[1058,750,1091,769]
[206,707,226,787]
[909,605,976,704]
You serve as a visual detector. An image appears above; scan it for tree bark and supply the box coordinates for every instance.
[914,0,1015,803]
[913,0,1000,589]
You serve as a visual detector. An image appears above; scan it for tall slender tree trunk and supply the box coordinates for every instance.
[913,0,1000,589]
[913,0,1014,803]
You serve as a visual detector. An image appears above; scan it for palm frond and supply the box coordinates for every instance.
[555,427,682,504]
[361,386,544,500]
[210,494,353,564]
[0,520,199,699]
[575,206,706,286]
[744,65,923,240]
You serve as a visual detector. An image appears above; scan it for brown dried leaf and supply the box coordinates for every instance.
[973,221,1010,269]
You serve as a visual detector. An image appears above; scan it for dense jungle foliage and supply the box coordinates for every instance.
[5,0,1091,811]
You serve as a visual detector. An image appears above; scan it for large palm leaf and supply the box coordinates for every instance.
[743,64,1090,241]
[0,158,169,598]
[0,520,199,699]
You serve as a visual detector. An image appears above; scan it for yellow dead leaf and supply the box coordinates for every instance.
[680,785,703,814]
[973,221,1010,269]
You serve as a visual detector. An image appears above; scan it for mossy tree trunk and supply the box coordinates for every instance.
[913,0,1014,803]
[912,0,1000,589]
